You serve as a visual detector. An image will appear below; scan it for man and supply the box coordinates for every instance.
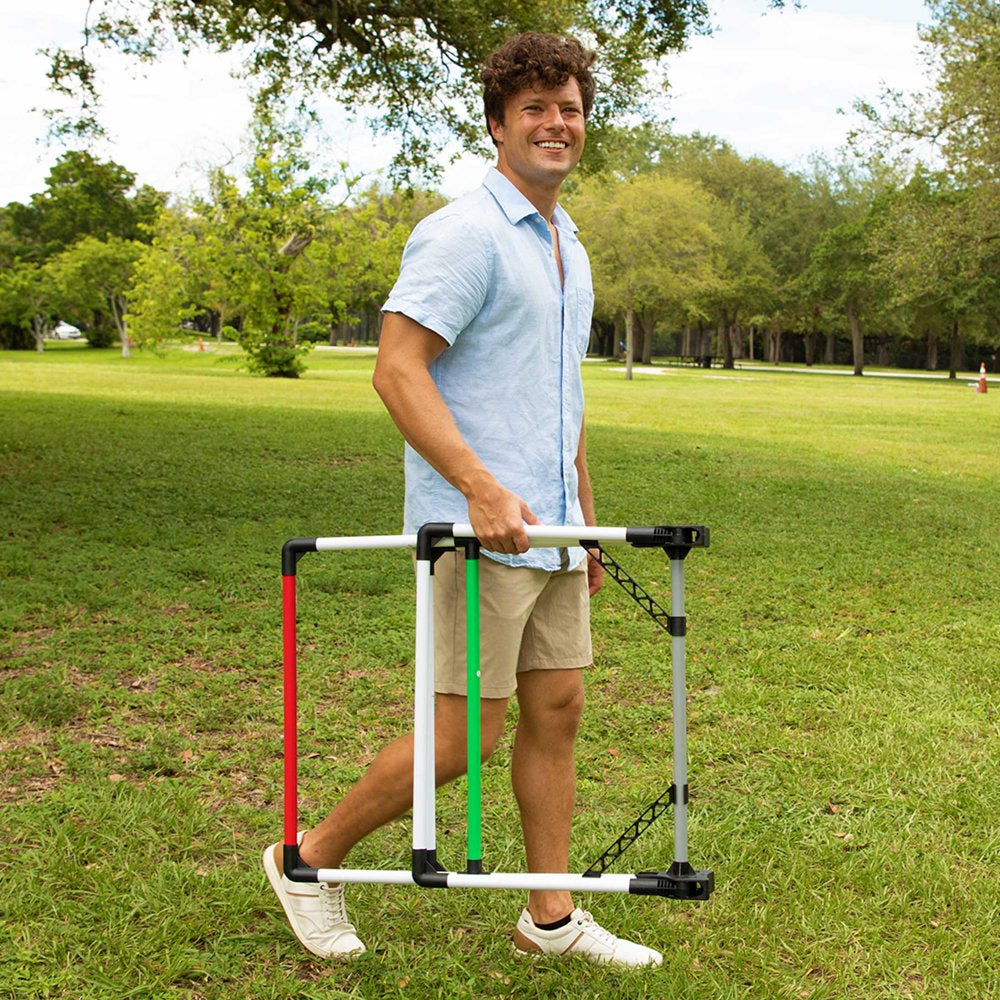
[264,32,662,968]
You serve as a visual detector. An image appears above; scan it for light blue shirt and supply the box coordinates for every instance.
[382,168,594,571]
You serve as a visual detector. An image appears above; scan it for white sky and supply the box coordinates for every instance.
[1,0,932,204]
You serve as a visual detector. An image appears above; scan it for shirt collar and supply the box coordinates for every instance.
[482,167,579,236]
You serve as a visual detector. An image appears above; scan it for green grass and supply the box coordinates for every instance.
[2,343,998,999]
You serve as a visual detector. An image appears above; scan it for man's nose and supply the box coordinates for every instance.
[542,105,567,130]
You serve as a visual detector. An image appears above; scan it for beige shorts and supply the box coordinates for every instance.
[431,552,593,699]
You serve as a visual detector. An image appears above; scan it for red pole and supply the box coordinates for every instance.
[282,574,299,846]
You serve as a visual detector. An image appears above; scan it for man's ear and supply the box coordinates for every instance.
[488,116,504,144]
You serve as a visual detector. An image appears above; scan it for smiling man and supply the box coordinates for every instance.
[263,32,662,968]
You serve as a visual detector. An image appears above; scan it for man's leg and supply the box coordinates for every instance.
[511,667,585,923]
[298,693,509,869]
[264,693,508,959]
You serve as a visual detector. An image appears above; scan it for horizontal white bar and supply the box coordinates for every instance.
[315,534,417,551]
[312,525,630,553]
[311,868,634,893]
[445,871,634,893]
[314,867,415,884]
[450,524,629,547]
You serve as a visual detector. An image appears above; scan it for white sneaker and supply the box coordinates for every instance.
[263,836,366,958]
[514,908,662,968]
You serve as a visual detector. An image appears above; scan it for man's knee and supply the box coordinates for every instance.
[516,670,585,738]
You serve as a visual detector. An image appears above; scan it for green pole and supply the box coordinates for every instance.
[464,540,483,873]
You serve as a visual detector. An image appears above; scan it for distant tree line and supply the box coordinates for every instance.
[3,0,995,377]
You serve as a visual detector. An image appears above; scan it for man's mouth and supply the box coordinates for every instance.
[535,140,569,150]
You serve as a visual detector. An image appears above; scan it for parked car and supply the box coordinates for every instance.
[51,322,83,340]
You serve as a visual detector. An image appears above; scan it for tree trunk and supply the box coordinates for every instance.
[640,312,654,365]
[721,314,734,369]
[804,331,817,367]
[925,329,938,370]
[824,330,836,364]
[730,322,744,360]
[625,308,634,381]
[769,330,784,365]
[948,319,960,379]
[846,300,864,376]
[110,296,131,358]
[32,316,46,353]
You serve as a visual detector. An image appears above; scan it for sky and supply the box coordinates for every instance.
[1,0,933,205]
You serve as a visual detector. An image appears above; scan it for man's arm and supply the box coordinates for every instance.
[372,311,538,555]
[575,418,604,597]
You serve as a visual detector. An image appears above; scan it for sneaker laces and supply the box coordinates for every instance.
[319,883,350,928]
[575,911,618,948]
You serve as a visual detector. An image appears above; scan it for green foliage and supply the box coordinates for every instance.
[0,262,57,351]
[126,153,442,373]
[852,0,1000,362]
[3,151,163,264]
[570,171,722,361]
[45,236,142,351]
[35,2,824,182]
[868,169,996,346]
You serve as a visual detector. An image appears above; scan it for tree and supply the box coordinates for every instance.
[868,169,996,376]
[47,237,143,354]
[569,172,721,375]
[45,1,797,181]
[5,151,163,263]
[0,263,58,352]
[126,207,203,350]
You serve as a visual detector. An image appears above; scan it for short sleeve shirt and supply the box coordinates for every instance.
[382,168,594,571]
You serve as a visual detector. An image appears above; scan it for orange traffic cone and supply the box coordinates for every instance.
[977,362,987,394]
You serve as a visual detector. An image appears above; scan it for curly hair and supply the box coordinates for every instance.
[481,32,597,145]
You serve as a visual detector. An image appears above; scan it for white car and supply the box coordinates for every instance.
[51,322,83,339]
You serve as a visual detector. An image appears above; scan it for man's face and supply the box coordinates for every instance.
[489,77,586,195]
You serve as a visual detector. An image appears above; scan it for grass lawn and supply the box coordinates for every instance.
[2,343,998,999]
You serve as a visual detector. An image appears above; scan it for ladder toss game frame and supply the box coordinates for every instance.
[279,522,714,900]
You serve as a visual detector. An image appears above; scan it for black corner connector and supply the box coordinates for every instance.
[629,861,714,899]
[282,538,318,576]
[282,842,319,883]
[416,522,458,564]
[625,525,709,553]
[412,849,449,887]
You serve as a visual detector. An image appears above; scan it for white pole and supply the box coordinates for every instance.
[671,557,689,864]
[412,559,436,854]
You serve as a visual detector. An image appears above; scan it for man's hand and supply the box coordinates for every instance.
[585,550,604,597]
[466,474,538,554]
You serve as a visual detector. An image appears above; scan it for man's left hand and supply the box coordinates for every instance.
[586,551,604,597]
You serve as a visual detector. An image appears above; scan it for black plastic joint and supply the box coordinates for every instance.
[463,538,481,560]
[667,784,690,805]
[282,843,319,883]
[670,784,691,805]
[416,522,458,564]
[412,849,449,887]
[465,859,485,875]
[625,525,709,553]
[629,862,714,899]
[668,615,687,637]
[282,538,318,576]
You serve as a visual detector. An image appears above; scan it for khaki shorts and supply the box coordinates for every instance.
[431,552,593,699]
